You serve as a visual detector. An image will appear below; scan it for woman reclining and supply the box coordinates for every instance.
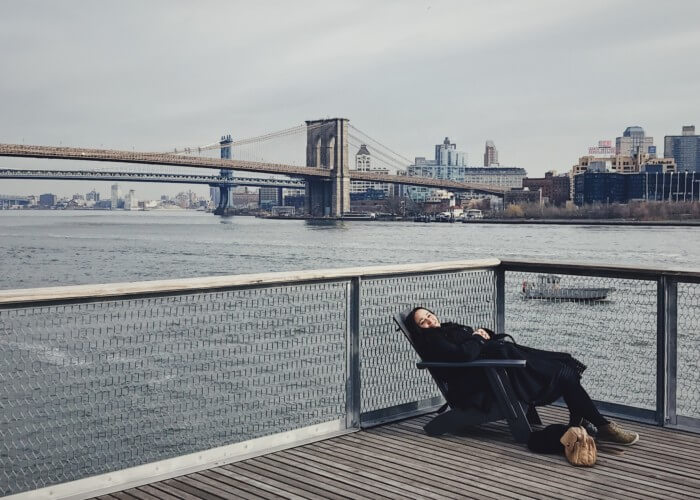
[405,307,639,445]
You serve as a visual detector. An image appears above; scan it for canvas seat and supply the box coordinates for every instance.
[393,311,541,443]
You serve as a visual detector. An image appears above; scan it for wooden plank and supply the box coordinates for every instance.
[232,460,360,500]
[108,492,139,500]
[300,439,530,500]
[392,416,693,498]
[184,472,263,500]
[382,422,653,498]
[278,447,450,500]
[224,462,343,500]
[374,424,655,500]
[197,469,287,500]
[137,484,194,500]
[163,478,229,500]
[203,467,300,500]
[282,446,465,500]
[143,482,204,500]
[322,432,580,500]
[119,488,164,500]
[255,455,397,499]
[0,258,500,305]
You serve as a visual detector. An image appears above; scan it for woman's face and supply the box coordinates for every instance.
[413,308,441,329]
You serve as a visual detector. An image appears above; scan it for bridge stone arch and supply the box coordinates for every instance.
[305,118,350,217]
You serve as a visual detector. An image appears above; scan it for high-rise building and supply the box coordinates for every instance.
[111,184,120,210]
[259,187,282,208]
[435,137,466,166]
[86,190,100,202]
[349,144,390,196]
[39,193,56,207]
[407,137,522,201]
[124,189,138,210]
[484,140,499,166]
[664,125,699,173]
[616,126,655,156]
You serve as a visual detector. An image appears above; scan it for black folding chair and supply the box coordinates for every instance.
[394,311,541,443]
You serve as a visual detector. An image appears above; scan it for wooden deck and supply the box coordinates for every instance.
[95,407,700,500]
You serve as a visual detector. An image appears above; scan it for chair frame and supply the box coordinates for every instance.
[394,312,541,443]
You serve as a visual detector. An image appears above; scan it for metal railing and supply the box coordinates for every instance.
[0,258,698,498]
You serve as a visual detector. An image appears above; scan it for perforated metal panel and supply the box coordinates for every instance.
[504,272,657,410]
[359,270,495,414]
[0,284,347,496]
[678,282,700,419]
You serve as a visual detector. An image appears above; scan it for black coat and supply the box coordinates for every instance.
[412,322,586,411]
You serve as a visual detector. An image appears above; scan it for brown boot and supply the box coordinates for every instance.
[597,421,639,445]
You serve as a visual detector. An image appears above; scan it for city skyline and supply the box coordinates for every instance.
[1,1,699,198]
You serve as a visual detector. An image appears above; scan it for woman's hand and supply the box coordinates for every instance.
[473,328,491,340]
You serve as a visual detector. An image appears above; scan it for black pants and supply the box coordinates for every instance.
[560,377,609,427]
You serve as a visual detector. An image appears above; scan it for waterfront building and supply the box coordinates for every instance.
[484,140,499,166]
[407,138,523,201]
[86,190,100,202]
[350,144,391,196]
[111,184,120,210]
[573,169,699,205]
[0,195,31,209]
[259,187,283,209]
[616,126,655,157]
[39,193,56,207]
[231,188,259,209]
[504,187,542,206]
[522,171,570,206]
[664,125,699,173]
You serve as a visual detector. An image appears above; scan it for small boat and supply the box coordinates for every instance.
[521,274,613,301]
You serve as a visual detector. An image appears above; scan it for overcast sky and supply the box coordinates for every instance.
[2,0,700,199]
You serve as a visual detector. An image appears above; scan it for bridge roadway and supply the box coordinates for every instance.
[0,168,306,188]
[0,143,507,195]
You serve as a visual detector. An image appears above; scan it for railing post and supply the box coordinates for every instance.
[656,275,677,426]
[495,266,506,334]
[346,277,362,429]
[664,276,678,426]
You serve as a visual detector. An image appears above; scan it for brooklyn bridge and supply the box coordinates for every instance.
[0,118,507,216]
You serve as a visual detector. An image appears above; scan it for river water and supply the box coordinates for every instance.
[1,211,699,289]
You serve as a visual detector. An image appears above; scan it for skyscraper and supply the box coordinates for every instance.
[616,126,655,156]
[484,140,499,166]
[110,184,120,210]
[664,125,699,172]
[434,137,466,166]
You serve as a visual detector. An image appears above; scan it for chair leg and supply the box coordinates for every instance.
[424,409,467,436]
[484,368,533,443]
[424,406,504,436]
[527,405,542,426]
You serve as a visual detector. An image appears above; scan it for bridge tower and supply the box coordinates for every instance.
[304,118,350,217]
[214,134,235,215]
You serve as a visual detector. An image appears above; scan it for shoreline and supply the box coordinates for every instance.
[260,215,700,226]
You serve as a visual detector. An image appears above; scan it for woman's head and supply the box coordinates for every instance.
[405,307,441,336]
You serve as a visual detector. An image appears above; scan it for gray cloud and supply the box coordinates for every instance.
[1,0,699,198]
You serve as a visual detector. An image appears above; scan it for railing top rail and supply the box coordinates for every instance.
[500,259,700,281]
[0,258,501,307]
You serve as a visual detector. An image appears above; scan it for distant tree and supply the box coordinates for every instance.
[504,204,525,218]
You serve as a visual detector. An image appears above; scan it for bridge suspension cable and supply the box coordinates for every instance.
[347,136,409,173]
[348,124,413,166]
[167,122,329,156]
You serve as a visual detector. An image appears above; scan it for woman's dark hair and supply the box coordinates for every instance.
[404,306,436,338]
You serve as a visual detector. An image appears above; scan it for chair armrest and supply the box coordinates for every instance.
[416,359,527,369]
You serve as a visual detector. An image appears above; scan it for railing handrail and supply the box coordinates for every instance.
[500,259,700,282]
[0,258,501,306]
